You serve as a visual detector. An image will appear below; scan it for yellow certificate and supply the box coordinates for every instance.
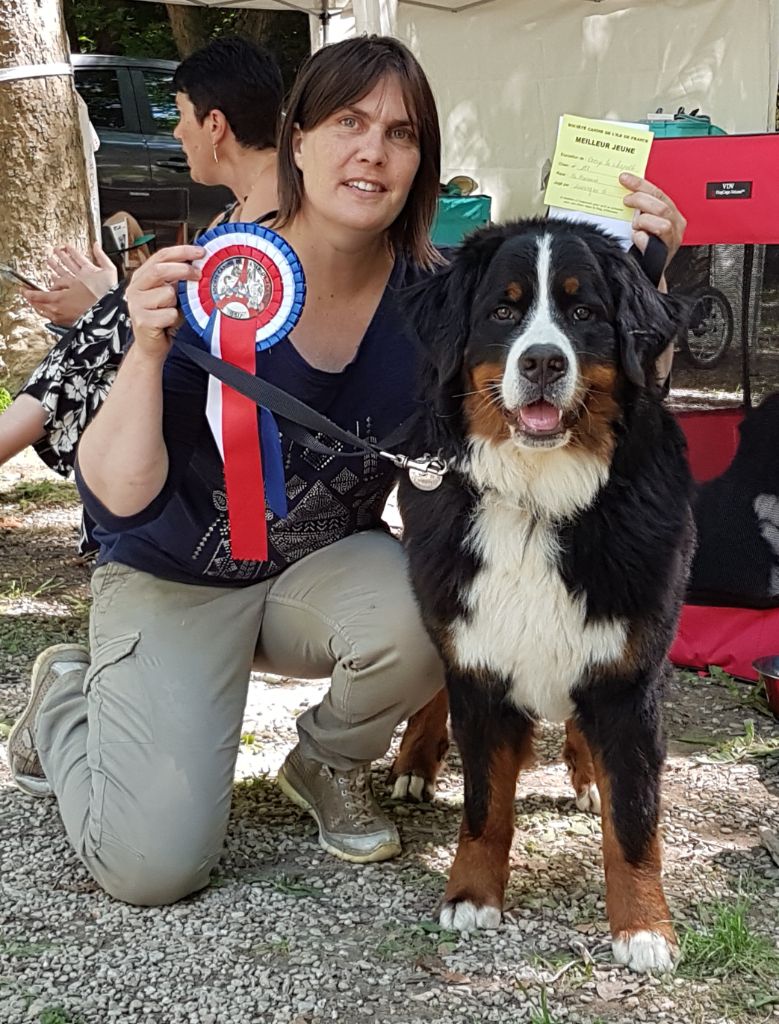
[544,115,653,221]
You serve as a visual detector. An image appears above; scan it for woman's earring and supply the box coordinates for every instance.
[212,144,219,164]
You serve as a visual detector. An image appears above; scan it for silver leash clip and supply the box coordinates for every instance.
[379,451,448,491]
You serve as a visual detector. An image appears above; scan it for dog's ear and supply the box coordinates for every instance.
[401,263,468,390]
[400,232,509,390]
[608,251,686,389]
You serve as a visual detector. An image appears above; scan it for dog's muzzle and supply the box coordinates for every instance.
[504,344,575,449]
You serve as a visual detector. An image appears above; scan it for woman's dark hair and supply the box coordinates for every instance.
[173,36,283,151]
[277,35,442,268]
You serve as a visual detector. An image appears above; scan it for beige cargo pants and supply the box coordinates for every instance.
[35,530,444,906]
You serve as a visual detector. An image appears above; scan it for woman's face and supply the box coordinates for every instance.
[292,75,421,239]
[174,92,218,186]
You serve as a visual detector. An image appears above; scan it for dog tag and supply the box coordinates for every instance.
[408,457,446,492]
[409,467,443,491]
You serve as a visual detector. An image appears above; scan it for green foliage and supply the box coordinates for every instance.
[66,0,177,59]
[376,921,460,960]
[1,478,78,510]
[64,0,309,87]
[38,1010,83,1024]
[679,899,779,981]
[698,720,779,763]
[0,939,54,958]
[529,988,558,1024]
[0,386,11,413]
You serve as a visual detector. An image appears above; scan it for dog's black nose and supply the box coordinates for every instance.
[519,345,568,386]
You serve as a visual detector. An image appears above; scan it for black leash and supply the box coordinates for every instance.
[174,336,449,487]
[172,234,666,490]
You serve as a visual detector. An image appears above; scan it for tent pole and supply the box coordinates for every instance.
[321,3,332,44]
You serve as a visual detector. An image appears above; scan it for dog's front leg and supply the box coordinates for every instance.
[574,690,678,973]
[440,671,534,931]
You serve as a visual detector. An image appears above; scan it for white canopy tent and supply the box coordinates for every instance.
[354,0,779,218]
[134,0,779,218]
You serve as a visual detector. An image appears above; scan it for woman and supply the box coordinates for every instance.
[8,36,686,906]
[0,35,282,473]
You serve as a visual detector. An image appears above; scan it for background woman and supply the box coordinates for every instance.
[0,35,283,473]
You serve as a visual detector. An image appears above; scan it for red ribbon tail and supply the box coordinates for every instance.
[220,317,267,561]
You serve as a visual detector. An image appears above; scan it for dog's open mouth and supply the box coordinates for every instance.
[506,400,571,448]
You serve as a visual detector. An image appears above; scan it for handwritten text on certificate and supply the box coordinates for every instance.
[544,115,652,221]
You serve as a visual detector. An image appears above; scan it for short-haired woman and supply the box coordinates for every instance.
[0,35,282,474]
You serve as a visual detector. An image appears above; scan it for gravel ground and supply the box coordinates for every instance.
[1,450,778,1024]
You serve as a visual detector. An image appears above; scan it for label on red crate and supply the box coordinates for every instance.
[705,180,753,199]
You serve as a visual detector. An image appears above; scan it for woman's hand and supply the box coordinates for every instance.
[48,242,118,298]
[20,242,119,326]
[125,245,203,360]
[21,277,96,327]
[620,172,687,266]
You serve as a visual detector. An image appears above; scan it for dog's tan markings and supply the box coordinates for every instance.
[444,732,534,911]
[594,762,677,948]
[392,689,450,792]
[505,281,523,302]
[572,362,621,461]
[563,718,596,799]
[463,362,510,443]
[563,276,580,295]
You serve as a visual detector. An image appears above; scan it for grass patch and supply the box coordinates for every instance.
[376,921,459,960]
[680,666,775,718]
[0,576,62,601]
[39,1009,83,1024]
[233,772,273,792]
[528,988,558,1024]
[0,479,78,510]
[679,898,779,981]
[0,940,54,958]
[697,720,779,764]
[0,614,88,659]
[269,874,321,899]
[251,937,291,957]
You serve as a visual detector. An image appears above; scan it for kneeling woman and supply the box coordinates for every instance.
[9,36,447,905]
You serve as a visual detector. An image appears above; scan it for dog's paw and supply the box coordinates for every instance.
[574,782,601,815]
[612,930,678,973]
[439,900,501,931]
[391,772,435,802]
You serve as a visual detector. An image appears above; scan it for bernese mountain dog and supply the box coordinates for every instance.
[393,219,695,974]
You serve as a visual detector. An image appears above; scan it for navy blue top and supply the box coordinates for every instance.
[76,255,430,587]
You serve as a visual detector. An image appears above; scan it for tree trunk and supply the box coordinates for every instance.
[0,0,91,386]
[233,10,274,49]
[166,4,209,59]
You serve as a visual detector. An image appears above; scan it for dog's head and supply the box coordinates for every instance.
[407,219,682,456]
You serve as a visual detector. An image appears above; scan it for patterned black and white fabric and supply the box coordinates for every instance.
[21,282,130,478]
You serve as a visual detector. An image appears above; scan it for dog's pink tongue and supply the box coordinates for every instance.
[519,401,562,432]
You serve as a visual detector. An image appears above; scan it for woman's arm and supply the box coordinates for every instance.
[0,394,47,465]
[620,172,687,293]
[77,244,203,516]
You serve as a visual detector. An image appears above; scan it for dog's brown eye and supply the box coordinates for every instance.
[491,305,514,321]
[572,306,592,321]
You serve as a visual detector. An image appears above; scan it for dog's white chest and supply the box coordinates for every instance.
[451,497,627,721]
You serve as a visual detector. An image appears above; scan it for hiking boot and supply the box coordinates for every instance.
[277,745,401,863]
[6,644,89,797]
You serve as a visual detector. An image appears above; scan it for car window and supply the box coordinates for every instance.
[143,71,179,135]
[74,70,125,131]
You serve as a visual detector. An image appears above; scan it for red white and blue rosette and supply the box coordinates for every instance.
[178,222,305,562]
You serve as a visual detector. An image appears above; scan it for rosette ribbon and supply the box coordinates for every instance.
[179,222,305,561]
